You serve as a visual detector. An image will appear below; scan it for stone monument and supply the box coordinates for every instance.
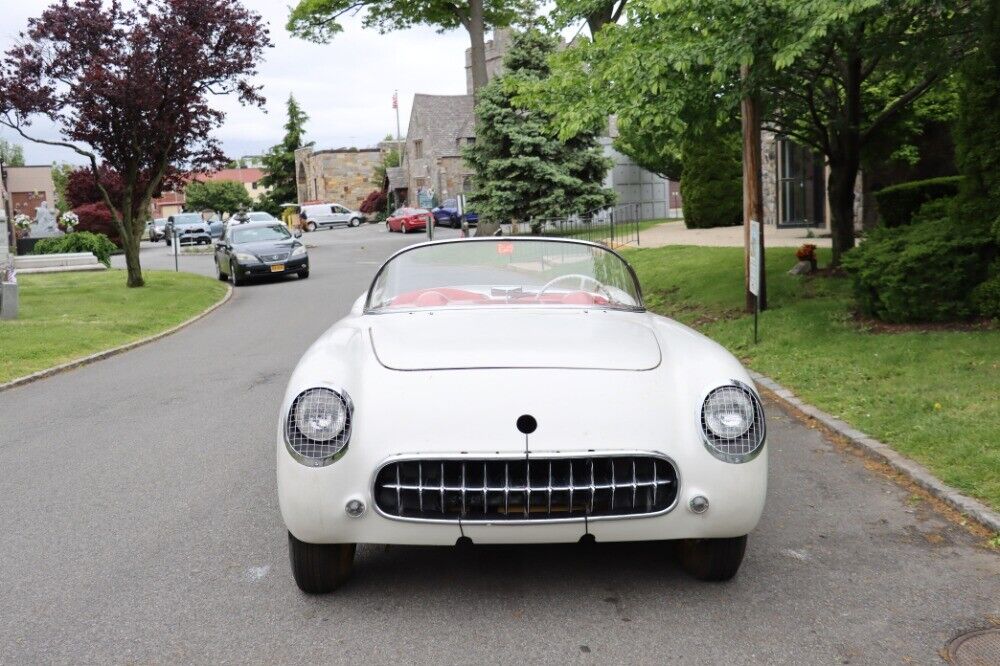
[32,201,62,238]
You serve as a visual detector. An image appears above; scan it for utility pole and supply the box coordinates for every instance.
[741,64,766,313]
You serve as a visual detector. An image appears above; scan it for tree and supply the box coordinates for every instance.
[286,0,534,93]
[535,0,979,265]
[372,134,402,189]
[679,123,742,229]
[259,95,308,215]
[464,29,614,233]
[0,138,25,166]
[552,0,628,38]
[0,0,270,287]
[51,163,75,214]
[952,0,1000,232]
[184,180,253,213]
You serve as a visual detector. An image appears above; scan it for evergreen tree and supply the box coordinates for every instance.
[259,95,309,214]
[464,29,614,234]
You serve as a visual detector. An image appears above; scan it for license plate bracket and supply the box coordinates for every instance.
[270,264,284,273]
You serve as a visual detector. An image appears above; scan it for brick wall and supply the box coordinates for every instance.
[295,147,381,209]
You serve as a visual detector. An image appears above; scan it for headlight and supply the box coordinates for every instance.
[700,382,765,463]
[291,245,307,257]
[285,388,353,466]
[235,252,257,263]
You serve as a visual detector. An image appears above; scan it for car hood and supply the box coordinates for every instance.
[238,240,298,255]
[368,309,661,371]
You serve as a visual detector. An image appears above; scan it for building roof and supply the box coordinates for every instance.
[408,94,475,158]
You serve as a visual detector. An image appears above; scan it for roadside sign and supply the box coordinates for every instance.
[749,220,760,297]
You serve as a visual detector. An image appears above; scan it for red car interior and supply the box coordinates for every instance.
[388,287,611,308]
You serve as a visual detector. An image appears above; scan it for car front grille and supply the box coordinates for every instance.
[373,454,678,522]
[260,252,289,263]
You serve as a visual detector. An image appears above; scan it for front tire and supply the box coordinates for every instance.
[230,261,246,287]
[451,216,460,229]
[288,532,355,594]
[400,223,407,234]
[305,221,316,232]
[216,260,228,281]
[350,217,361,227]
[677,535,747,582]
[298,269,309,279]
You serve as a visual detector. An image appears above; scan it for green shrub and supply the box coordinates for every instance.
[33,231,117,267]
[971,273,1000,318]
[874,176,962,228]
[843,215,995,323]
[679,125,742,229]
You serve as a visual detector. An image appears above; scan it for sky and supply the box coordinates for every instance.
[0,0,476,166]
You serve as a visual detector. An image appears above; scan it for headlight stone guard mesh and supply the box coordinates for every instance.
[284,388,352,466]
[700,382,766,463]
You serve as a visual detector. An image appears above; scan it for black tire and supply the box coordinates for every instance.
[306,221,317,232]
[350,217,361,227]
[230,261,246,287]
[216,260,228,281]
[298,269,310,279]
[677,535,748,582]
[165,237,172,247]
[288,532,355,594]
[451,216,460,229]
[400,224,407,234]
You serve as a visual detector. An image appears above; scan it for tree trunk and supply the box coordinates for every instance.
[119,210,145,288]
[741,66,766,312]
[827,152,859,266]
[467,0,488,93]
[827,52,863,266]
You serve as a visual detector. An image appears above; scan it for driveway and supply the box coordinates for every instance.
[1,222,996,664]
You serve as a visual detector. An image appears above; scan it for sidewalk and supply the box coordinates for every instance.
[639,220,832,248]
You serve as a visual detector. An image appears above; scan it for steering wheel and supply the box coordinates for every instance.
[538,274,609,299]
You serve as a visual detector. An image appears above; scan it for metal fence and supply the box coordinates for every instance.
[520,203,643,248]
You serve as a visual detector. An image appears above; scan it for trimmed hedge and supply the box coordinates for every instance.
[679,127,742,229]
[843,212,995,323]
[32,231,118,267]
[874,176,962,228]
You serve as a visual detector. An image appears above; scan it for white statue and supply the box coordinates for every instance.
[33,201,62,238]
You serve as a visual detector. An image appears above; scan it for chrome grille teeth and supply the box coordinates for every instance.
[374,455,678,522]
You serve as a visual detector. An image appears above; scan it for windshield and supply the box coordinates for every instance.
[247,212,277,221]
[172,214,202,225]
[232,224,291,243]
[366,239,642,312]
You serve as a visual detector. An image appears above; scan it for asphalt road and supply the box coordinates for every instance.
[1,223,997,664]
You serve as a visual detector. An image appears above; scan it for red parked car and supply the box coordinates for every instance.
[386,207,432,234]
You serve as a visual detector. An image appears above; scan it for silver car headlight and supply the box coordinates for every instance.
[700,381,765,463]
[235,252,257,263]
[291,245,307,257]
[285,388,353,466]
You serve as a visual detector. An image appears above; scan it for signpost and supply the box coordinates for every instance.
[749,219,761,343]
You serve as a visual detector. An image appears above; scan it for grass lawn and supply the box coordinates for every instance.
[626,245,1000,512]
[0,270,228,384]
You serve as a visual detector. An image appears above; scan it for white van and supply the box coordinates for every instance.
[299,203,365,231]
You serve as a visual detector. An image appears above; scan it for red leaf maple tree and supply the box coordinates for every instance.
[0,0,271,287]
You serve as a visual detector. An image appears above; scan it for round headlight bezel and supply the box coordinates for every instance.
[699,381,766,464]
[284,388,353,467]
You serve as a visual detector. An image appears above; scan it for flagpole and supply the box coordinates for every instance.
[394,89,401,143]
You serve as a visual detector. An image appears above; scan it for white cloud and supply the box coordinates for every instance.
[0,0,470,165]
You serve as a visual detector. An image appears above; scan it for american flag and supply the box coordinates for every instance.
[392,91,398,109]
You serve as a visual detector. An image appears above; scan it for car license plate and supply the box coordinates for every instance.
[270,264,284,273]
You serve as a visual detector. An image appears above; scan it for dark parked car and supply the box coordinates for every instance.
[431,198,479,228]
[165,213,212,246]
[214,221,308,286]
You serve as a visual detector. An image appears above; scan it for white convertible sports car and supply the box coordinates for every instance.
[277,238,767,593]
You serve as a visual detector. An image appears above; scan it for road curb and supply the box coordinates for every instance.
[0,284,233,394]
[751,371,1000,534]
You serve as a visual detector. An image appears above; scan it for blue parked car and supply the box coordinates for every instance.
[431,198,478,228]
